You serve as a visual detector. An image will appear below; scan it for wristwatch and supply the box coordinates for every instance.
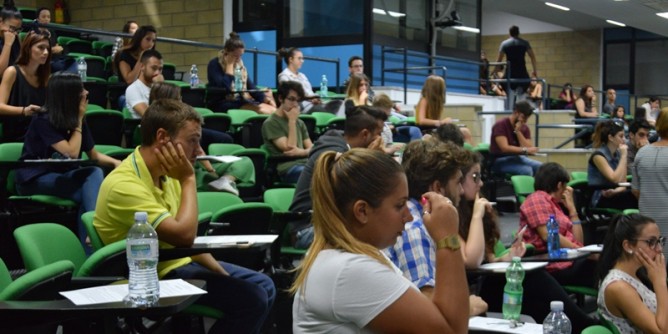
[436,234,461,251]
[522,147,528,155]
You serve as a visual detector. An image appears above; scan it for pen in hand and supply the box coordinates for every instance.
[511,225,528,245]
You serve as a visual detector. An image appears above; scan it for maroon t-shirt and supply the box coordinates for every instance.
[490,117,531,154]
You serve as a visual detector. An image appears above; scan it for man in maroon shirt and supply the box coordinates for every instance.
[490,101,542,176]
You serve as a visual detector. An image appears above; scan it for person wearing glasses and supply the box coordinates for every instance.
[589,120,638,210]
[277,47,322,113]
[0,1,21,77]
[597,214,667,333]
[632,108,668,258]
[459,155,600,332]
[261,81,312,184]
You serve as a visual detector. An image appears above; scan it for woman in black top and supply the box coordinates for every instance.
[113,25,157,84]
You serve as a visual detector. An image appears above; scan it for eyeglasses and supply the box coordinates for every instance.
[634,236,666,249]
[285,96,300,102]
[6,25,21,33]
[470,172,482,183]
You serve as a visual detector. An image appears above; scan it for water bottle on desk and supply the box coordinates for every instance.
[502,256,524,322]
[543,301,572,334]
[77,57,87,82]
[319,74,328,98]
[125,211,159,307]
[234,64,243,93]
[189,64,199,88]
[547,214,562,259]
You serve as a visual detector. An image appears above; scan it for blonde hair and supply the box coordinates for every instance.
[290,149,404,295]
[656,107,668,139]
[372,93,394,110]
[345,73,370,106]
[419,75,446,122]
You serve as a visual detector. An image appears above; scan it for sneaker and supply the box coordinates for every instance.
[208,176,239,196]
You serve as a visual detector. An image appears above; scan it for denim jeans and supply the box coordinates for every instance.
[394,126,422,143]
[492,155,542,176]
[294,226,314,249]
[164,261,276,334]
[281,164,305,184]
[16,166,104,250]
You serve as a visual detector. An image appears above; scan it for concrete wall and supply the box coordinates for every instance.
[482,29,602,99]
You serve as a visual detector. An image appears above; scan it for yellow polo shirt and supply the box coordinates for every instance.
[94,147,191,276]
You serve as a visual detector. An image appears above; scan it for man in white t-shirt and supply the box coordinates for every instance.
[125,49,164,118]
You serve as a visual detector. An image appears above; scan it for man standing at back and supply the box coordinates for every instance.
[496,25,537,95]
[288,106,387,249]
[94,99,275,333]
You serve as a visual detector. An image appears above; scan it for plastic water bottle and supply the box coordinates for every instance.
[77,57,87,82]
[189,64,199,88]
[543,301,572,334]
[125,211,159,307]
[234,64,243,92]
[111,37,122,58]
[502,256,525,322]
[547,214,562,259]
[319,74,328,98]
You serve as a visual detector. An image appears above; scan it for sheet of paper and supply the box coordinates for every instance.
[469,316,543,333]
[193,235,278,247]
[59,279,207,306]
[578,244,603,252]
[478,262,548,273]
[196,155,242,164]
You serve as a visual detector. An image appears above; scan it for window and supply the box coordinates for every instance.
[283,0,363,38]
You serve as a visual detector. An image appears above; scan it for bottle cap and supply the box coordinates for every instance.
[511,256,521,262]
[134,211,148,221]
[550,301,564,311]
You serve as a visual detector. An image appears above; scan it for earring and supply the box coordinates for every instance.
[627,250,634,255]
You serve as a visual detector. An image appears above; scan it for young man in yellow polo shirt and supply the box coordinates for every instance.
[94,99,275,333]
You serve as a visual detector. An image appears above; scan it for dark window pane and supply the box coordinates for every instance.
[284,0,363,38]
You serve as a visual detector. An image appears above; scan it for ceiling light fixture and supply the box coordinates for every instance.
[606,19,626,27]
[453,26,480,33]
[545,2,570,11]
[657,12,668,19]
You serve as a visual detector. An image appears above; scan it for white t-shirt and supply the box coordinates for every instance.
[293,249,416,333]
[125,79,151,119]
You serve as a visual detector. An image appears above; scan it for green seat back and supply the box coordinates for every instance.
[0,143,23,195]
[81,211,104,251]
[623,209,640,215]
[76,240,127,277]
[194,107,214,116]
[86,103,104,111]
[211,203,274,235]
[13,223,87,273]
[571,171,587,181]
[263,188,295,212]
[582,325,613,334]
[511,175,535,205]
[0,259,74,301]
[197,192,244,217]
[228,109,258,127]
[208,143,246,156]
[311,111,336,128]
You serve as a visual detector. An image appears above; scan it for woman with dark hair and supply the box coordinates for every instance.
[121,20,138,46]
[292,148,470,332]
[589,120,638,210]
[0,0,21,77]
[558,83,576,109]
[461,157,599,332]
[597,214,667,333]
[0,31,51,141]
[206,32,276,114]
[277,47,321,113]
[15,73,120,248]
[113,25,157,84]
[575,84,599,118]
[33,7,72,73]
[521,162,598,288]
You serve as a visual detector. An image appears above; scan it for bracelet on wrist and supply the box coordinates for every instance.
[21,106,25,116]
[74,127,82,133]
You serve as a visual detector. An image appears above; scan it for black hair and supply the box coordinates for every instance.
[36,7,49,17]
[509,25,519,37]
[140,49,162,63]
[629,119,651,135]
[223,32,244,53]
[348,55,362,67]
[433,123,464,147]
[46,73,84,131]
[277,81,305,100]
[343,106,387,137]
[648,96,659,103]
[597,214,656,286]
[1,0,21,22]
[122,20,138,34]
[534,162,570,193]
[277,47,300,66]
[592,120,624,148]
[514,100,534,117]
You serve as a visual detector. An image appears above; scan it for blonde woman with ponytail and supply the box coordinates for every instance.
[292,148,470,333]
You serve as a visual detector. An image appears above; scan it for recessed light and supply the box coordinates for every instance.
[453,26,480,33]
[657,12,668,19]
[545,2,570,11]
[606,19,626,27]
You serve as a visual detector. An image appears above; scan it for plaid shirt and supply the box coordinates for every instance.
[519,190,582,271]
[384,198,436,289]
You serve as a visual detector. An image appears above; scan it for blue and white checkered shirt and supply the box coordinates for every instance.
[384,198,436,289]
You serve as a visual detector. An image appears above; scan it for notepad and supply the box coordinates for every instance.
[59,279,207,306]
[193,235,278,248]
[469,316,543,333]
[196,155,242,164]
[577,244,603,252]
[478,262,548,273]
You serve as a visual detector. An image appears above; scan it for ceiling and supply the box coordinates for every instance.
[483,0,668,37]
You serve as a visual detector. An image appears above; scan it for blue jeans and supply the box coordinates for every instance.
[294,226,314,249]
[492,155,542,176]
[16,166,104,249]
[164,261,276,334]
[201,128,233,152]
[394,126,422,143]
[281,164,305,184]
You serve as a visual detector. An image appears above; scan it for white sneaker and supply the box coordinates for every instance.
[208,176,239,196]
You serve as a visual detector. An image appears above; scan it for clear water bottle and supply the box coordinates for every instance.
[234,64,243,92]
[547,214,562,259]
[125,211,159,307]
[320,74,328,98]
[502,256,525,322]
[189,64,199,88]
[77,57,87,82]
[543,301,572,334]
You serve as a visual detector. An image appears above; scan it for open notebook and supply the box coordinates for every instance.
[193,235,278,248]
